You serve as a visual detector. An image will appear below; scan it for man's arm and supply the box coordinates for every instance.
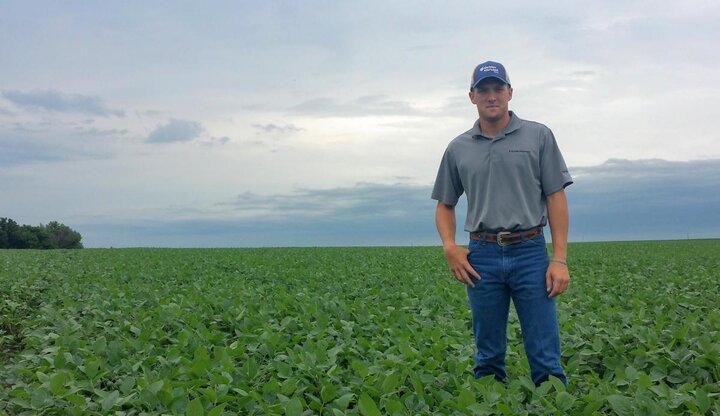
[545,189,570,297]
[436,201,480,287]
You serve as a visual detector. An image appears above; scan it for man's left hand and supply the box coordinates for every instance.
[546,262,570,298]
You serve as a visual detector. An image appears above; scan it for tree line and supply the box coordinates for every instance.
[0,218,83,249]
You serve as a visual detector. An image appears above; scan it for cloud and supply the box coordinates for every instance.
[0,135,69,166]
[0,122,130,167]
[289,95,422,117]
[76,158,720,247]
[203,136,230,146]
[252,123,304,135]
[2,90,124,117]
[147,119,204,143]
[72,127,129,138]
[567,158,720,241]
[571,158,720,192]
[77,215,438,248]
[79,182,443,247]
[221,182,433,220]
[567,70,598,81]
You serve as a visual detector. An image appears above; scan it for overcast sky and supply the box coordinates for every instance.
[2,1,719,247]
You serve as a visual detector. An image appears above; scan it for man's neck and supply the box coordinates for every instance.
[479,112,512,137]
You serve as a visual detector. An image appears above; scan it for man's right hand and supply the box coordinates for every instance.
[443,244,481,287]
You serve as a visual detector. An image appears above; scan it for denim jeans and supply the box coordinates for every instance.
[466,233,566,386]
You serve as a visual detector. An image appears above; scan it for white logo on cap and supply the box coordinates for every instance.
[479,65,499,73]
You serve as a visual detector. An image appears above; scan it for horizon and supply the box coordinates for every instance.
[4,156,720,247]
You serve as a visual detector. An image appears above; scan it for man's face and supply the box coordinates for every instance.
[469,79,513,122]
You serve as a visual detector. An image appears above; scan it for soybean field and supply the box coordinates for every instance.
[1,240,719,415]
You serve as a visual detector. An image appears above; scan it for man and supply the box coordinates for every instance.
[432,61,572,386]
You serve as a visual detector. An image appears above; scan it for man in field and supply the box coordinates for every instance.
[432,61,572,386]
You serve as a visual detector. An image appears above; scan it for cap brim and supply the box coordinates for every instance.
[471,75,510,90]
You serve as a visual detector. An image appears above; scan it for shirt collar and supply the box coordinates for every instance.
[472,111,521,140]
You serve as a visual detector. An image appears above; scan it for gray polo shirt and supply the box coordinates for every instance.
[432,112,572,232]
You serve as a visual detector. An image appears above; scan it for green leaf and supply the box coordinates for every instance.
[624,366,639,381]
[83,359,100,379]
[147,380,165,394]
[93,336,107,354]
[548,375,565,392]
[320,383,337,403]
[457,389,475,407]
[496,403,513,415]
[276,361,292,378]
[582,400,603,416]
[352,360,369,379]
[536,380,552,396]
[518,376,536,392]
[555,391,575,411]
[102,391,119,411]
[409,372,426,402]
[120,376,136,394]
[207,404,226,416]
[10,397,31,409]
[696,388,710,414]
[53,351,66,369]
[200,388,217,403]
[607,395,633,416]
[285,397,303,416]
[385,398,404,414]
[381,372,400,394]
[246,357,258,378]
[232,388,249,396]
[358,393,382,416]
[281,377,298,396]
[66,394,86,406]
[186,398,204,416]
[49,372,66,395]
[158,388,175,406]
[335,393,354,409]
[191,345,210,375]
[263,378,280,394]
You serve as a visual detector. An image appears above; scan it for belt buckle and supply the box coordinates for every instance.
[496,231,511,246]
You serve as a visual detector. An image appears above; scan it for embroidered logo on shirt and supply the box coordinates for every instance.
[509,149,531,153]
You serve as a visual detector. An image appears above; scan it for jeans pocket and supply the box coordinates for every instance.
[467,239,485,264]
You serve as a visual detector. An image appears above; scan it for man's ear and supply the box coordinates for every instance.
[469,91,477,105]
[507,86,513,101]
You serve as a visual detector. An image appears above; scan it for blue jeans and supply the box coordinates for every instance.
[466,234,566,386]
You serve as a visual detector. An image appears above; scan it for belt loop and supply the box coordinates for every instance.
[482,231,487,245]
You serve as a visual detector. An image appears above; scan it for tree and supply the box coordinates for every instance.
[0,227,7,248]
[0,218,83,249]
[45,221,83,249]
[15,225,40,249]
[0,218,21,248]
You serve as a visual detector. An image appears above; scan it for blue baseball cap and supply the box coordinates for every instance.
[470,61,511,90]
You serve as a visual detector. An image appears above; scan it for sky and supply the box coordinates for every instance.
[1,1,719,247]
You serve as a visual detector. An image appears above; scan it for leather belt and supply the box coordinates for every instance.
[470,226,543,246]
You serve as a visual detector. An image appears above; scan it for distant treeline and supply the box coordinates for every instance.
[0,218,83,249]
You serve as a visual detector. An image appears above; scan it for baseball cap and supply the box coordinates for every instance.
[470,61,510,90]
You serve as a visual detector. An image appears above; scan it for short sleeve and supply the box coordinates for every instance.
[431,146,464,205]
[540,129,573,196]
